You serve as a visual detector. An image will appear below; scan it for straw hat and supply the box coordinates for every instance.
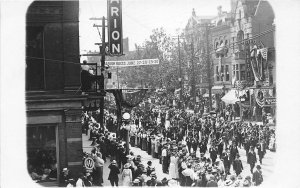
[111,160,117,165]
[224,180,233,186]
[124,163,131,169]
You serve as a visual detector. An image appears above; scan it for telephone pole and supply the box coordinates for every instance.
[177,35,183,108]
[99,16,106,128]
[205,23,212,111]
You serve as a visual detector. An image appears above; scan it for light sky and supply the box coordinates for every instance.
[79,0,231,54]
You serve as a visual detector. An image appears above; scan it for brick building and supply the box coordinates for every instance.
[26,0,86,185]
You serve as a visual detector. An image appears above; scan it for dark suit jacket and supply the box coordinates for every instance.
[108,164,120,181]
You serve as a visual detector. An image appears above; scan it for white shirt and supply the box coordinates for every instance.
[161,149,167,157]
[76,178,85,187]
[182,168,195,180]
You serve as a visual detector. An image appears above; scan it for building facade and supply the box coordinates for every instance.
[184,0,275,116]
[210,6,233,109]
[26,0,85,185]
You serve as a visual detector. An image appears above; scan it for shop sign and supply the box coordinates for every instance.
[84,157,95,170]
[265,97,276,105]
[107,0,123,56]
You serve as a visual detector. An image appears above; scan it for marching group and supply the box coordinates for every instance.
[59,89,275,187]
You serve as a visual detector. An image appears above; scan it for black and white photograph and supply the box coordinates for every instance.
[1,0,300,187]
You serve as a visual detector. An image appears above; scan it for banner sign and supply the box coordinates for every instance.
[107,0,123,56]
[265,97,276,105]
[104,59,159,67]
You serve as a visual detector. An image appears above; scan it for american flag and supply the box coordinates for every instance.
[122,89,148,108]
[259,48,268,60]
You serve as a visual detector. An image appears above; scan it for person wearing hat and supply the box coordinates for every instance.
[206,174,218,187]
[233,153,243,176]
[222,148,231,175]
[94,152,104,186]
[224,179,233,186]
[121,163,132,186]
[252,165,263,186]
[257,140,266,165]
[132,179,140,186]
[181,163,195,186]
[146,161,155,176]
[247,146,257,173]
[108,160,120,186]
[209,144,218,164]
[59,168,72,187]
[161,145,168,173]
[242,175,251,187]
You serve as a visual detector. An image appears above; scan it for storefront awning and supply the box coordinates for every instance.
[211,85,224,94]
[221,89,246,104]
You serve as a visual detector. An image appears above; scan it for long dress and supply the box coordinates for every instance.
[169,156,179,179]
[122,168,132,186]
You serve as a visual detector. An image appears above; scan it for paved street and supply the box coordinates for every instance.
[82,133,275,186]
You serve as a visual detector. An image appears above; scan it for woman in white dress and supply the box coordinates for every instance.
[169,152,179,179]
[122,163,132,186]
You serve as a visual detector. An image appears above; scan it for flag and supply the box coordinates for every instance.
[260,48,268,60]
[122,90,148,108]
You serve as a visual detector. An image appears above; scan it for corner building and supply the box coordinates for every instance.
[26,0,86,185]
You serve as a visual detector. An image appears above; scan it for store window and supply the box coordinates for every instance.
[27,125,57,182]
[225,65,229,81]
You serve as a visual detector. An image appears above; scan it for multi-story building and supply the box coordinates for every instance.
[26,0,86,186]
[210,6,233,109]
[229,0,276,119]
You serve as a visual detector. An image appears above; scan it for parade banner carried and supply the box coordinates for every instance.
[105,59,159,67]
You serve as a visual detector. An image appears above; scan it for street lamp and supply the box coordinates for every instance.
[122,112,131,154]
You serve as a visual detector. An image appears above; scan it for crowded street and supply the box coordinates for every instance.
[17,0,280,187]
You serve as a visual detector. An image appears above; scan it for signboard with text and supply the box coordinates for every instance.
[107,0,123,56]
[103,59,159,67]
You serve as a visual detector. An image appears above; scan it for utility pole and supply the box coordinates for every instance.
[178,35,183,108]
[191,38,196,106]
[205,23,212,111]
[99,16,106,128]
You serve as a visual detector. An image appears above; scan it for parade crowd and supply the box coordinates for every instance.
[59,90,276,187]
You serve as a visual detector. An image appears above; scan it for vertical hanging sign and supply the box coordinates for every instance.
[107,0,123,56]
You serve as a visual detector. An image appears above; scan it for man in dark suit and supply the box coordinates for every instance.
[257,140,266,164]
[247,146,257,174]
[222,148,231,175]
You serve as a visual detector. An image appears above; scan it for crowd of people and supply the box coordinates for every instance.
[59,89,275,187]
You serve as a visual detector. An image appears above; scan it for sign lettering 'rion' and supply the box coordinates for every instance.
[107,0,123,56]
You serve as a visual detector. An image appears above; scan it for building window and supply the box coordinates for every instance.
[27,125,57,181]
[225,65,229,81]
[232,37,235,52]
[240,64,246,80]
[236,64,239,81]
[216,66,219,81]
[26,26,45,90]
[221,65,224,81]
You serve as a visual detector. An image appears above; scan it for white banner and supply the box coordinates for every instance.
[104,59,159,67]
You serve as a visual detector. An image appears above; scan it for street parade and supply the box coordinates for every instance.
[17,0,281,187]
[65,87,276,187]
